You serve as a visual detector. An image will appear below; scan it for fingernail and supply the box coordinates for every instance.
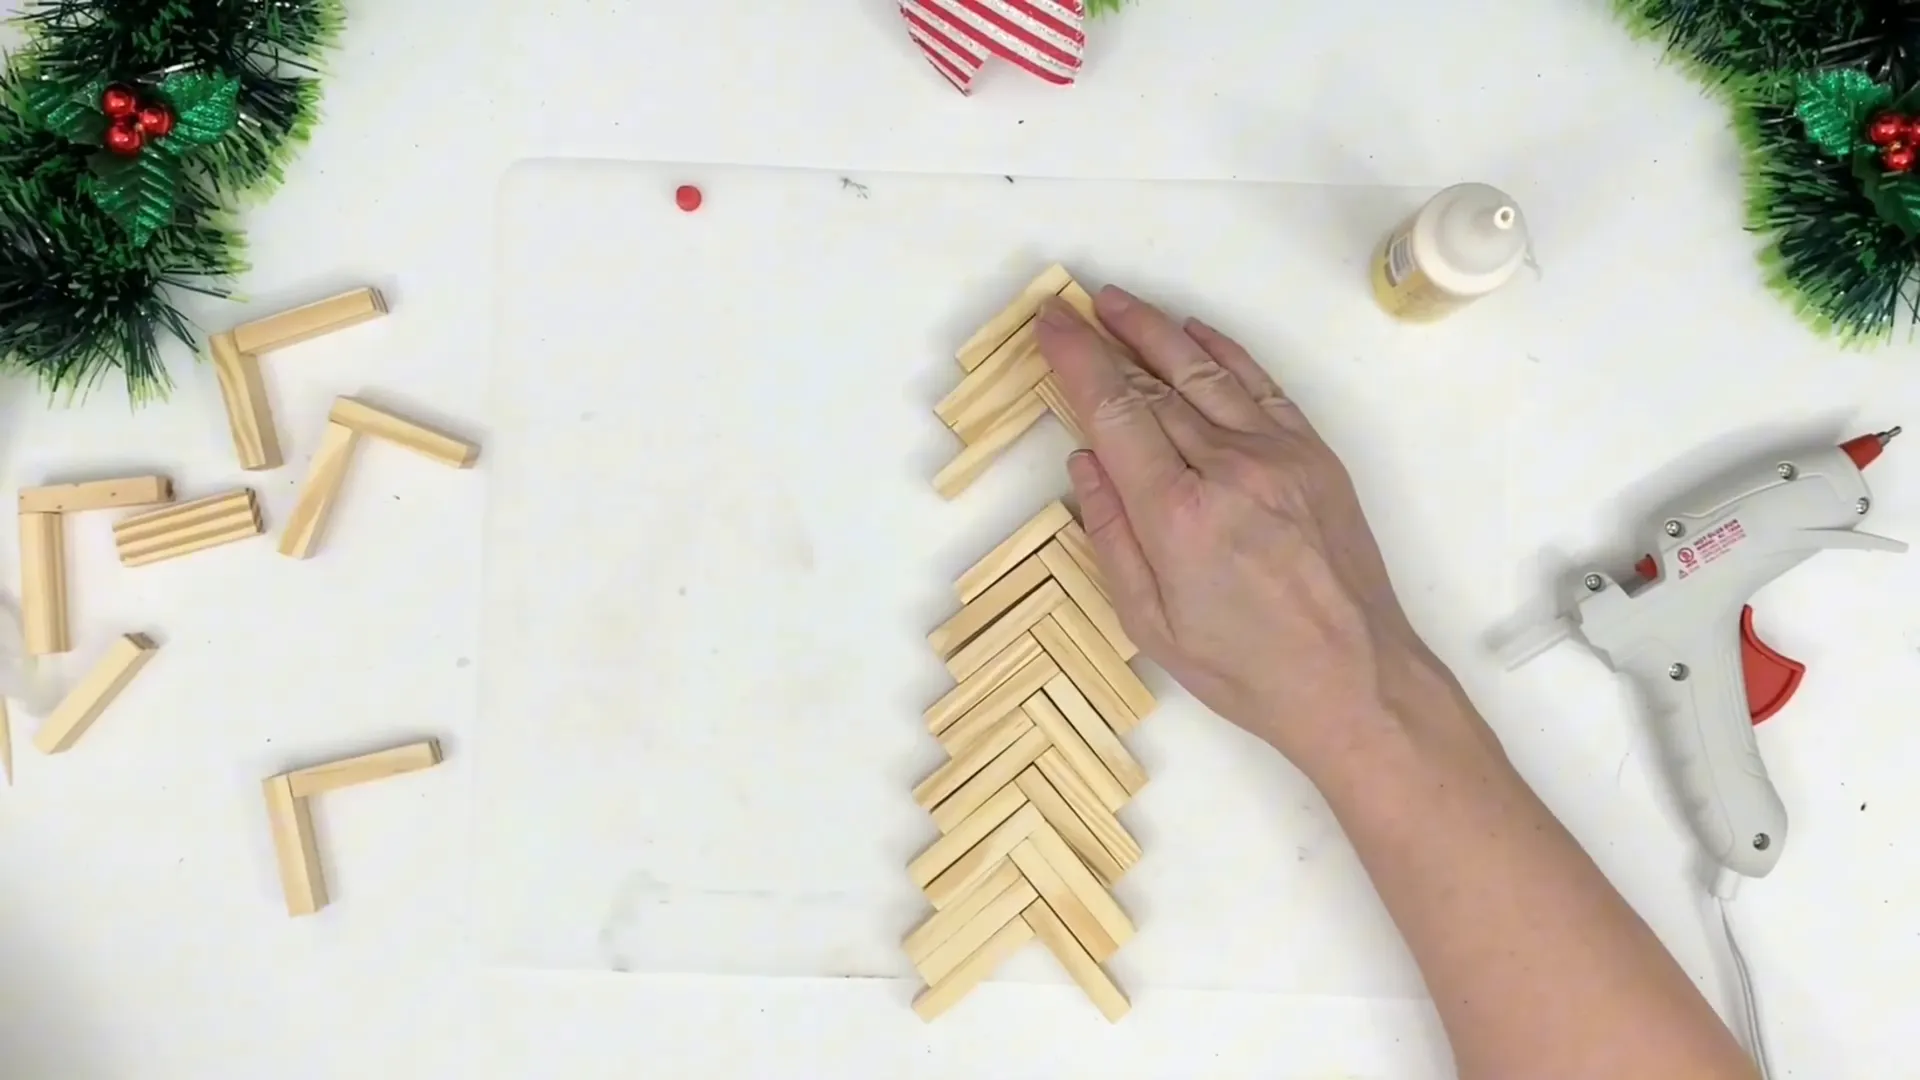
[1067,450,1101,488]
[1038,297,1077,329]
[1098,285,1137,312]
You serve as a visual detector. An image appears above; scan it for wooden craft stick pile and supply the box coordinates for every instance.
[6,288,470,917]
[907,268,1159,1022]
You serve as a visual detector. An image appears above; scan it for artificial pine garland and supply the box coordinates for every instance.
[1616,1,1920,340]
[0,0,341,402]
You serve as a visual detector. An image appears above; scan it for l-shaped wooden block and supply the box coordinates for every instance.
[263,739,444,917]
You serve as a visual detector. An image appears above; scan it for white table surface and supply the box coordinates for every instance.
[1,3,1915,1077]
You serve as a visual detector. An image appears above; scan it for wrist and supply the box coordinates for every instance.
[1283,644,1507,800]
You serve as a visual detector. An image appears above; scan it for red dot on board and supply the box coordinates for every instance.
[675,185,703,212]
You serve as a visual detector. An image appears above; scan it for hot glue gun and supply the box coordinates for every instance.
[1516,429,1904,881]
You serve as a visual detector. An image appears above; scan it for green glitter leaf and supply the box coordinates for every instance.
[155,71,241,148]
[83,148,182,247]
[14,76,111,145]
[1795,70,1891,157]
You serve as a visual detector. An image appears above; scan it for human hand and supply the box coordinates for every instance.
[1034,287,1454,773]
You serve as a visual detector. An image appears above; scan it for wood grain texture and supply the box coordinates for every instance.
[1034,615,1143,739]
[1052,600,1154,722]
[1039,540,1138,662]
[263,775,327,917]
[329,397,479,469]
[34,634,158,753]
[19,512,68,655]
[923,803,1043,910]
[1036,747,1140,868]
[19,475,173,514]
[907,784,1027,889]
[930,725,1050,834]
[1034,373,1086,445]
[1039,672,1147,797]
[279,423,361,560]
[926,554,1050,659]
[1021,695,1128,814]
[944,579,1066,681]
[923,633,1044,736]
[1009,837,1116,962]
[911,914,1033,1022]
[953,500,1072,604]
[935,651,1058,757]
[1026,820,1136,950]
[286,740,443,798]
[937,322,1049,443]
[904,859,1028,962]
[913,711,1032,812]
[115,490,262,567]
[231,287,387,355]
[1053,520,1110,602]
[914,872,1038,985]
[1025,900,1130,1022]
[210,332,283,470]
[1015,764,1127,888]
[932,391,1048,500]
[955,264,1071,372]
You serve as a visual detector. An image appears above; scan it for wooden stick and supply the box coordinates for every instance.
[923,633,1044,737]
[115,490,262,567]
[934,652,1058,757]
[279,423,361,560]
[329,397,479,469]
[33,634,158,753]
[929,725,1050,833]
[210,332,283,471]
[1040,540,1137,661]
[19,512,69,655]
[1024,823,1136,950]
[914,872,1038,985]
[943,579,1066,681]
[923,803,1044,910]
[1008,837,1117,961]
[956,265,1072,373]
[926,555,1050,659]
[953,500,1073,604]
[1025,900,1131,1022]
[908,785,1029,889]
[262,775,328,916]
[913,712,1032,812]
[286,740,442,798]
[231,287,387,355]
[911,913,1033,1021]
[905,858,1026,961]
[932,392,1048,500]
[1035,374,1086,445]
[19,475,173,514]
[936,323,1049,444]
[1039,672,1147,796]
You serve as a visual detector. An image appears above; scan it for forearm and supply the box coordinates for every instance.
[1305,655,1757,1080]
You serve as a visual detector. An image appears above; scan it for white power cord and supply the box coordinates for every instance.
[1711,870,1775,1080]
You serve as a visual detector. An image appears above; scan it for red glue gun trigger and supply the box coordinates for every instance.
[1741,606,1806,726]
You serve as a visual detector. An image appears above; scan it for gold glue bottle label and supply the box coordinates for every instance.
[1370,218,1474,323]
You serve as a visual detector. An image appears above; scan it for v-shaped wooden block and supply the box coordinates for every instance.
[905,500,1157,1021]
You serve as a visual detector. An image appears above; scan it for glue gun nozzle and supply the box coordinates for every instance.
[1843,427,1901,470]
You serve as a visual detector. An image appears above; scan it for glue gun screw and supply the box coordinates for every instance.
[1668,663,1689,680]
[1856,497,1871,514]
[1664,520,1684,538]
[1583,573,1605,592]
[1777,462,1797,479]
[1753,833,1771,851]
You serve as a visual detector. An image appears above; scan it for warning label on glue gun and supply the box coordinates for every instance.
[1675,518,1747,580]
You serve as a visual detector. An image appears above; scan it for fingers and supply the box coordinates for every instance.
[1093,287,1272,433]
[1037,300,1192,516]
[1066,450,1165,635]
[1183,317,1308,429]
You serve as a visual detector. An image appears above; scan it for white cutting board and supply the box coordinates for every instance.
[477,158,1521,995]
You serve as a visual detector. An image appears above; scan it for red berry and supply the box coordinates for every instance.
[1885,145,1916,172]
[1902,116,1920,143]
[675,184,703,212]
[136,104,175,137]
[103,119,144,156]
[100,84,139,120]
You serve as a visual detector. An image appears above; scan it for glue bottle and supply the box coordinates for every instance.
[1370,183,1527,322]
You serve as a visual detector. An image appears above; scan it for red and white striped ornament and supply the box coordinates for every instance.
[900,0,1086,95]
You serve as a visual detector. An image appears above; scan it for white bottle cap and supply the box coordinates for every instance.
[1411,183,1527,298]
